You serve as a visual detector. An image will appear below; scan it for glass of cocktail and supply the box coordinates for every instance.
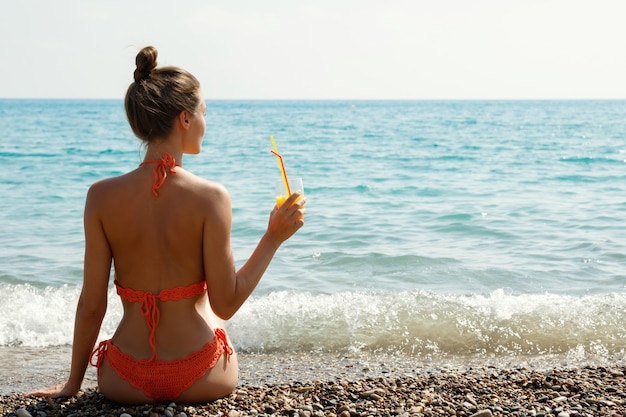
[275,177,304,208]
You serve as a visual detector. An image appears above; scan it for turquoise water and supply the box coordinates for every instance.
[1,99,625,365]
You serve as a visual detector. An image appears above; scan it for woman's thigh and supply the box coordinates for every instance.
[97,359,154,404]
[177,351,239,403]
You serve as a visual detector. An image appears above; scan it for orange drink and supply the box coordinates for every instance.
[276,194,288,207]
[275,177,304,208]
[276,193,303,208]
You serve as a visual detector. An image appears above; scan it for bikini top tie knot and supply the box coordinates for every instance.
[114,280,208,361]
[140,152,180,197]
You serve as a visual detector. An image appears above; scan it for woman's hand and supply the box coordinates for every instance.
[267,191,306,245]
[26,382,79,399]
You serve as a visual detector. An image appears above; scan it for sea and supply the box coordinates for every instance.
[1,99,626,389]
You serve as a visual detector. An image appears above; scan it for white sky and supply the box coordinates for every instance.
[1,0,624,99]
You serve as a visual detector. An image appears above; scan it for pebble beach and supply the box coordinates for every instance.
[2,352,625,417]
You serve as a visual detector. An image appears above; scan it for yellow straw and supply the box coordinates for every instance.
[270,136,291,196]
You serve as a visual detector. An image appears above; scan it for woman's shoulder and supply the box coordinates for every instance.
[86,169,230,211]
[181,170,229,199]
[87,171,135,197]
[166,172,231,222]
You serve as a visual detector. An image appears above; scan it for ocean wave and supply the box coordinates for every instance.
[232,290,626,358]
[2,284,625,365]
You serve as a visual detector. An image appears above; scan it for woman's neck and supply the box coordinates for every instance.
[144,141,183,165]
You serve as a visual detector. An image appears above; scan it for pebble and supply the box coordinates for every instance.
[470,411,493,417]
[15,409,32,417]
[3,366,626,416]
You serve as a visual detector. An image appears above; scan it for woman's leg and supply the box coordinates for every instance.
[176,349,239,403]
[97,359,154,404]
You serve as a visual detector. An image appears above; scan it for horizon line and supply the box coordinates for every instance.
[1,97,625,101]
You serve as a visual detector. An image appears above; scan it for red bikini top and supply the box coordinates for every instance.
[139,152,180,197]
[115,280,207,361]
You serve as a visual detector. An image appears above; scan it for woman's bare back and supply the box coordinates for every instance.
[93,164,228,355]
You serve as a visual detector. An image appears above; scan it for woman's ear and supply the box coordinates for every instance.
[178,110,191,130]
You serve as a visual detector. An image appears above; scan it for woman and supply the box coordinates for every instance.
[28,46,305,404]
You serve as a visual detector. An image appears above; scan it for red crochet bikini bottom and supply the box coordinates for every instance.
[91,328,232,402]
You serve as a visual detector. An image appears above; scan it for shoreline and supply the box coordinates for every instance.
[2,347,626,416]
[4,346,626,395]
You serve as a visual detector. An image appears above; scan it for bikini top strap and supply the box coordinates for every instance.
[154,281,208,300]
[139,152,180,197]
[114,281,207,302]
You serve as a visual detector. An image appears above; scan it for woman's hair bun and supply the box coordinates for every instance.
[133,46,158,82]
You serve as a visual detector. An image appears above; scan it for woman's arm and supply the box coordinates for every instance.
[204,186,305,320]
[28,184,112,398]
